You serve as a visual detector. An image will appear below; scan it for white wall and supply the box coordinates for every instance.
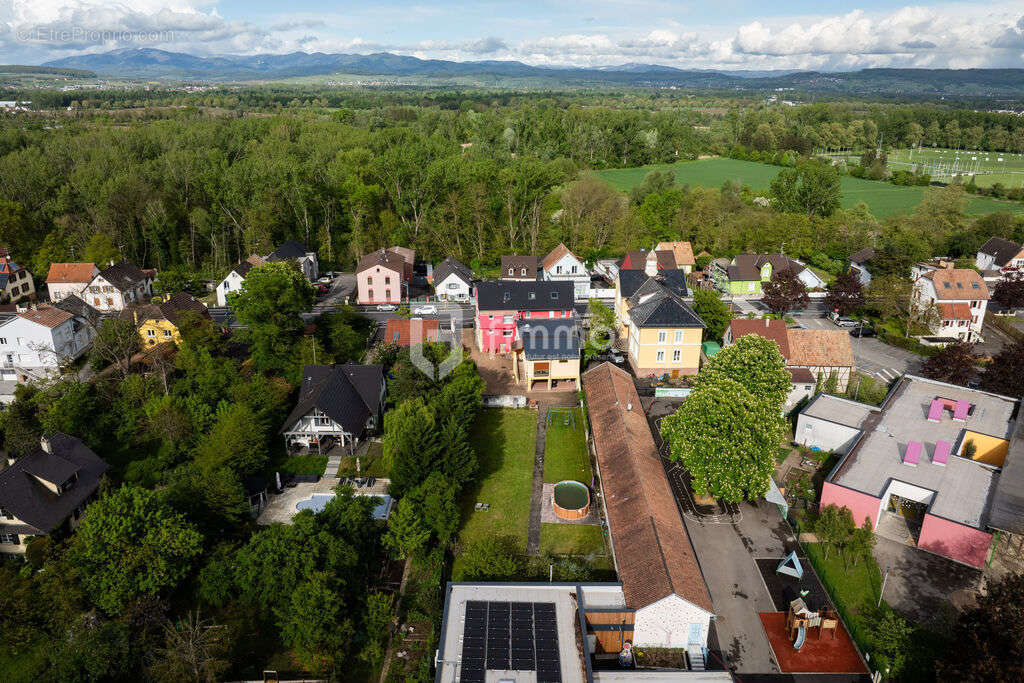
[0,315,92,373]
[795,414,863,454]
[48,281,89,302]
[216,270,246,307]
[435,273,470,301]
[633,594,712,649]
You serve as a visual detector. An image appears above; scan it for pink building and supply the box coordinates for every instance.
[797,376,1020,569]
[475,280,574,353]
[356,247,414,305]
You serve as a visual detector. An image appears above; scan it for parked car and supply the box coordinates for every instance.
[412,304,437,315]
[605,349,625,364]
[849,325,876,338]
[376,304,397,311]
[317,275,333,284]
[314,283,329,295]
[829,311,860,327]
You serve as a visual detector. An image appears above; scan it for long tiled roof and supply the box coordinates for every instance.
[20,306,73,329]
[583,363,713,613]
[476,280,573,312]
[500,255,541,279]
[655,241,695,267]
[978,237,1022,267]
[46,262,96,284]
[924,268,990,301]
[95,261,149,291]
[728,318,791,358]
[383,318,439,347]
[787,329,854,368]
[433,256,473,285]
[357,248,410,274]
[541,243,580,272]
[618,270,688,299]
[519,319,580,360]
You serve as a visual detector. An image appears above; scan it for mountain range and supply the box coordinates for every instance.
[42,48,1024,98]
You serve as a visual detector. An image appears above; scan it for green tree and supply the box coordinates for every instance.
[660,376,782,502]
[148,610,230,683]
[921,342,977,387]
[91,317,142,379]
[693,334,791,414]
[865,607,914,677]
[981,339,1024,398]
[83,233,121,266]
[814,504,856,560]
[762,267,809,313]
[584,298,617,360]
[938,573,1024,681]
[691,289,730,342]
[69,485,203,614]
[456,535,527,581]
[385,398,440,497]
[359,592,394,669]
[382,498,430,559]
[769,160,842,218]
[228,262,314,374]
[278,572,351,674]
[195,402,267,475]
[405,472,461,545]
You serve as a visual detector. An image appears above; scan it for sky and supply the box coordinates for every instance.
[4,0,1024,71]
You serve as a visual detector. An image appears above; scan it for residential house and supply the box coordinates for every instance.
[475,281,574,354]
[911,262,990,342]
[0,433,108,555]
[583,363,715,655]
[45,262,99,302]
[266,239,319,281]
[615,270,703,377]
[0,304,95,386]
[279,364,385,452]
[431,256,473,302]
[500,255,541,281]
[514,318,581,391]
[799,376,1020,569]
[849,247,875,286]
[620,241,696,274]
[724,318,854,397]
[541,243,590,299]
[135,292,212,346]
[0,248,35,305]
[356,247,414,305]
[215,255,265,307]
[712,253,825,297]
[383,318,439,347]
[84,261,153,312]
[976,237,1024,283]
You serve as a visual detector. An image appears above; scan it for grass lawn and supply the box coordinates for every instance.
[454,409,537,574]
[539,523,610,563]
[596,158,1023,218]
[336,441,390,477]
[543,407,592,484]
[276,454,327,476]
[803,542,882,651]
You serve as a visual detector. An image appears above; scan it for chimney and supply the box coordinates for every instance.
[644,252,658,277]
[40,435,51,454]
[765,317,770,328]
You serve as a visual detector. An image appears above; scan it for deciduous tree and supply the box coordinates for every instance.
[762,267,809,313]
[921,342,977,386]
[981,339,1024,398]
[938,573,1024,681]
[693,334,791,414]
[691,289,730,342]
[825,270,866,316]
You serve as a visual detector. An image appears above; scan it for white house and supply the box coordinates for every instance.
[849,246,875,286]
[431,256,473,302]
[279,364,385,452]
[215,256,264,307]
[266,240,319,281]
[0,305,94,387]
[912,262,990,342]
[542,243,591,299]
[83,262,153,312]
[976,237,1024,283]
[45,263,99,302]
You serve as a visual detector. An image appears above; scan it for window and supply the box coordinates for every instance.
[105,297,113,306]
[656,350,665,363]
[556,266,563,274]
[447,282,458,290]
[315,416,331,426]
[223,281,230,291]
[521,267,527,276]
[385,290,391,300]
[147,329,155,337]
[550,292,559,300]
[674,330,683,343]
[0,506,12,519]
[93,298,100,306]
[385,276,391,285]
[368,289,374,300]
[503,330,513,337]
[367,276,373,285]
[571,265,578,274]
[503,292,511,303]
[550,311,555,319]
[0,532,18,545]
[528,291,536,300]
[658,330,667,343]
[503,315,513,324]
[672,349,681,362]
[0,338,5,345]
[163,330,172,337]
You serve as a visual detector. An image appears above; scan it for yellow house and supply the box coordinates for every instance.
[614,269,703,377]
[135,292,212,346]
[513,318,582,392]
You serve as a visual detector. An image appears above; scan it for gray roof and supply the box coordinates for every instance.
[988,412,1024,534]
[0,433,108,534]
[727,253,805,282]
[53,294,96,320]
[827,376,1018,529]
[625,280,704,329]
[850,247,876,264]
[500,255,541,279]
[978,237,1021,267]
[617,269,688,299]
[519,319,581,360]
[96,261,149,291]
[801,393,878,430]
[280,364,384,436]
[476,280,573,312]
[267,240,310,261]
[433,257,472,285]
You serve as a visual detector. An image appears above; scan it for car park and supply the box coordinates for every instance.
[829,311,860,327]
[412,304,437,315]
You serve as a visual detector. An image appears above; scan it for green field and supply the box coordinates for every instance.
[543,407,592,484]
[596,157,1022,218]
[454,409,537,574]
[887,147,1024,189]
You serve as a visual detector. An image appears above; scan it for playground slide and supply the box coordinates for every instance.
[793,625,806,651]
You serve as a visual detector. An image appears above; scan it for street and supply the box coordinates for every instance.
[796,314,922,382]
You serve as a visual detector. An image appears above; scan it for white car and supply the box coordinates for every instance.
[376,304,397,312]
[412,304,437,315]
[317,276,332,284]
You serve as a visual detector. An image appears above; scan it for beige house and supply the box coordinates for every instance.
[615,271,704,377]
[513,318,581,391]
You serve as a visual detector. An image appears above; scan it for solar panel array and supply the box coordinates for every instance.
[459,600,562,683]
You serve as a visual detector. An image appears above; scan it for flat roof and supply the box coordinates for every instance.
[801,393,877,430]
[828,376,1018,529]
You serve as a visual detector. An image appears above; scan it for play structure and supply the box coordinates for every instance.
[786,598,839,651]
[546,407,576,428]
[776,551,804,579]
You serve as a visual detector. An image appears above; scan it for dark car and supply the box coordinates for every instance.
[850,325,876,338]
[314,283,329,296]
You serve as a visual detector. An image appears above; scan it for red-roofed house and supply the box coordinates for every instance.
[383,318,440,347]
[912,262,990,342]
[0,304,94,387]
[541,243,590,299]
[356,247,414,305]
[0,247,35,304]
[46,263,99,302]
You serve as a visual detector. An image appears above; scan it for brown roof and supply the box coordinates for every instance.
[655,241,696,267]
[924,268,990,301]
[46,262,96,284]
[139,293,211,326]
[787,329,854,368]
[728,318,791,359]
[20,305,73,328]
[357,248,409,274]
[938,302,973,321]
[583,363,713,613]
[383,318,440,347]
[541,243,579,272]
[788,367,816,384]
[500,255,541,279]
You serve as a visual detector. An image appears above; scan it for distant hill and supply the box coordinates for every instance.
[42,48,1024,98]
[0,64,95,78]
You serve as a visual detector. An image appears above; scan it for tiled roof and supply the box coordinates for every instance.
[519,319,581,360]
[433,256,473,285]
[978,237,1022,267]
[938,302,973,321]
[139,293,211,326]
[500,255,541,279]
[727,253,805,282]
[788,367,816,384]
[357,248,411,274]
[728,318,791,359]
[655,241,696,266]
[45,262,96,284]
[476,280,573,312]
[618,270,688,299]
[266,240,309,261]
[541,243,578,272]
[787,329,854,368]
[96,261,149,291]
[20,306,73,329]
[583,363,713,613]
[849,247,875,264]
[627,286,704,329]
[280,364,384,436]
[924,267,989,300]
[383,318,439,347]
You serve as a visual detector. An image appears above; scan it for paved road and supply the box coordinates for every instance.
[797,314,922,382]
